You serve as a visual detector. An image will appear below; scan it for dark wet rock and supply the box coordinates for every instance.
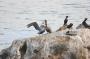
[50,44,68,55]
[65,31,77,36]
[0,49,9,59]
[19,41,27,59]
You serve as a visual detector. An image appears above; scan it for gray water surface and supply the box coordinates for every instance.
[0,0,90,50]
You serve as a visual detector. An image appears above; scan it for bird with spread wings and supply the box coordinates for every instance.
[27,20,52,34]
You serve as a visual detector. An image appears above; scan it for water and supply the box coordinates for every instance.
[0,0,90,50]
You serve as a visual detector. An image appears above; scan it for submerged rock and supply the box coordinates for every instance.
[0,29,89,59]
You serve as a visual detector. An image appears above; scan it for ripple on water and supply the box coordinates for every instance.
[0,1,3,2]
[63,3,80,5]
[0,33,4,35]
[63,3,88,8]
[0,6,5,7]
[40,10,58,13]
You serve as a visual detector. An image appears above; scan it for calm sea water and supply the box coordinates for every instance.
[0,0,90,50]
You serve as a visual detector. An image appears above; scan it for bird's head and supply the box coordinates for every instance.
[41,20,47,27]
[66,16,68,18]
[84,18,88,21]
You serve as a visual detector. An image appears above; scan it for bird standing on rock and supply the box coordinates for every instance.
[56,16,69,31]
[27,20,52,34]
[76,18,90,29]
[64,16,68,25]
[82,18,90,28]
[27,21,46,34]
[67,23,73,29]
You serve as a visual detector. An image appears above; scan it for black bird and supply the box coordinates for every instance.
[76,18,90,29]
[27,22,46,34]
[67,23,73,29]
[82,18,90,28]
[64,16,68,25]
[82,18,87,24]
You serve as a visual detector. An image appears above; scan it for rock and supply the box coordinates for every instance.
[77,29,90,59]
[65,31,77,36]
[77,29,90,47]
[0,30,88,59]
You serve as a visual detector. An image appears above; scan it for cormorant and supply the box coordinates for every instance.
[56,16,69,31]
[27,21,46,34]
[82,18,90,28]
[64,16,68,25]
[27,20,52,34]
[67,23,73,29]
[76,18,90,29]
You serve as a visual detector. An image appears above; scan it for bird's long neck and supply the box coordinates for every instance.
[82,19,87,24]
[45,20,47,27]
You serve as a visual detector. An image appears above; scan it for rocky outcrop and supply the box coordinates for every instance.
[77,29,90,47]
[0,29,90,59]
[77,29,90,59]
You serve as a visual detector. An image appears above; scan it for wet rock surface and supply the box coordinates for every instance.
[0,29,90,59]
